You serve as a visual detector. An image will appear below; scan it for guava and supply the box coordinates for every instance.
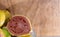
[7,16,31,36]
[2,27,11,37]
[0,10,11,27]
[0,10,6,27]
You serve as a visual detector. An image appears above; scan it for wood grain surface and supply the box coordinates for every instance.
[0,0,60,37]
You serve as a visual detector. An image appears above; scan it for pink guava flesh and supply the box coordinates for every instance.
[7,16,31,36]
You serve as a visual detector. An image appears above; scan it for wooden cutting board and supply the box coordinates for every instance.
[0,0,60,37]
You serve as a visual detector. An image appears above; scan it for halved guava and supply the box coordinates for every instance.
[7,16,31,36]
